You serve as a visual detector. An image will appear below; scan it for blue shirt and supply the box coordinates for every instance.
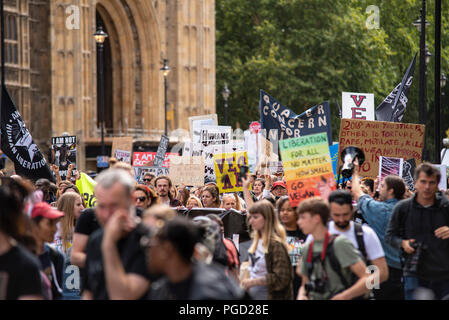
[357,195,402,269]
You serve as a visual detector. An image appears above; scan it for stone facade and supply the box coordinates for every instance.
[1,0,216,171]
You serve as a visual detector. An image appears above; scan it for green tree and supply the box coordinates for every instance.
[216,0,449,162]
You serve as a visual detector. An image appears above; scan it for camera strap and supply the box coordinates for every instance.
[307,232,332,282]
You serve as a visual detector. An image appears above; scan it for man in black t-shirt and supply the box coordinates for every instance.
[82,169,151,300]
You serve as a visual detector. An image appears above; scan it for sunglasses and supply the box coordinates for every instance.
[136,196,147,202]
[143,179,152,182]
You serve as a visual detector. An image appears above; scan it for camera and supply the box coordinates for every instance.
[304,278,327,295]
[403,241,426,274]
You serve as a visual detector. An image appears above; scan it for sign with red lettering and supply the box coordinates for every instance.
[342,92,374,121]
[337,119,425,178]
[132,152,178,167]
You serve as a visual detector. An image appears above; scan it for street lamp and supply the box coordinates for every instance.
[425,46,432,65]
[160,59,170,136]
[222,83,231,125]
[414,1,429,160]
[94,26,108,160]
[413,17,430,33]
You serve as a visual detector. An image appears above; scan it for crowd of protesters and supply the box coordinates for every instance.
[1,156,449,300]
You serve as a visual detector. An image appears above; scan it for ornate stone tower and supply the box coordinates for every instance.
[1,0,216,171]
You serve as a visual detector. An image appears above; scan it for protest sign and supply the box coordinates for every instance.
[338,119,425,178]
[434,164,448,191]
[378,156,403,190]
[183,142,204,157]
[114,149,131,164]
[153,135,169,167]
[133,166,170,182]
[329,143,340,183]
[200,125,232,147]
[132,152,178,167]
[267,161,284,175]
[169,156,205,186]
[189,114,218,143]
[204,141,245,182]
[342,92,375,121]
[402,158,416,192]
[260,90,332,145]
[111,136,133,156]
[213,151,249,193]
[76,172,97,208]
[50,135,76,180]
[280,132,336,207]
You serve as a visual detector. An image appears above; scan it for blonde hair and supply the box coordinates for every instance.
[247,199,287,254]
[220,193,242,211]
[186,195,203,208]
[57,192,82,253]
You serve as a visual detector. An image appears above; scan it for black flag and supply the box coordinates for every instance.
[1,85,55,182]
[375,54,417,122]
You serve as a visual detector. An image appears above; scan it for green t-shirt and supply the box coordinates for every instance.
[300,235,361,300]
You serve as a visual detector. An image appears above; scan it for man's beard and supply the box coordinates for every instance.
[335,221,350,230]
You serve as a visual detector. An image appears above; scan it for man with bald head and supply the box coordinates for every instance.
[82,168,151,300]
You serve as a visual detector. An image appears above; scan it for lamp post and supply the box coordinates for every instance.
[441,72,447,156]
[160,59,170,136]
[413,1,429,160]
[434,0,442,163]
[222,83,231,125]
[94,26,108,157]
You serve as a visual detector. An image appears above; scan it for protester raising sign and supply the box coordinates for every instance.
[259,89,332,145]
[213,151,249,193]
[338,119,425,178]
[280,132,336,207]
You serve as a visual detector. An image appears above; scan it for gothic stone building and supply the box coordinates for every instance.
[1,0,216,171]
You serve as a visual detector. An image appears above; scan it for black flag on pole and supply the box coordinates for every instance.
[1,85,55,182]
[375,54,417,122]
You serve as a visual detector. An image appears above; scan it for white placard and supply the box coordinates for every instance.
[189,114,218,143]
[342,92,375,121]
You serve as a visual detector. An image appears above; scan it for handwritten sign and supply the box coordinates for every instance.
[133,166,170,182]
[169,156,205,186]
[213,151,249,193]
[337,119,425,177]
[280,132,335,207]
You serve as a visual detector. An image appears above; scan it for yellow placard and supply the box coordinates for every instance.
[76,172,97,208]
[213,151,248,193]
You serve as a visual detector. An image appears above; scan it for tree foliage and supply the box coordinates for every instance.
[216,0,449,162]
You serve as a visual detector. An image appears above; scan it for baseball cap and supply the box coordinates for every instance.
[31,202,64,219]
[271,181,287,190]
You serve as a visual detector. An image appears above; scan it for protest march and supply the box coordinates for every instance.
[1,0,449,306]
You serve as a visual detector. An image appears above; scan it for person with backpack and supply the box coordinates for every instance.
[297,197,370,300]
[305,190,388,299]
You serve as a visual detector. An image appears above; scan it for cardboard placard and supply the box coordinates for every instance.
[213,151,249,193]
[169,156,205,186]
[50,135,77,180]
[111,137,133,157]
[280,132,335,207]
[338,119,425,178]
[342,92,375,121]
[114,149,131,164]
